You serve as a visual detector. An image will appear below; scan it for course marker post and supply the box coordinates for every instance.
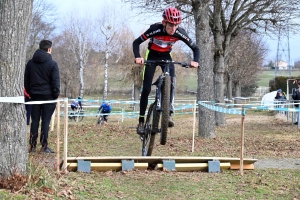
[192,100,196,153]
[63,98,68,172]
[240,107,245,176]
[56,100,61,173]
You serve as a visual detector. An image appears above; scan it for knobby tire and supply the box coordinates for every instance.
[97,115,104,125]
[75,110,84,122]
[142,103,159,156]
[160,74,171,145]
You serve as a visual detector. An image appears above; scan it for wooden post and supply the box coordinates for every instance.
[50,109,56,131]
[192,100,197,153]
[56,100,60,173]
[240,107,245,176]
[63,98,68,172]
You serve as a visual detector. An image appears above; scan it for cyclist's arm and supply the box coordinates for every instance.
[78,101,82,109]
[177,27,200,67]
[133,24,158,63]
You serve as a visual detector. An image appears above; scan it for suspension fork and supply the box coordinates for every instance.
[170,77,175,113]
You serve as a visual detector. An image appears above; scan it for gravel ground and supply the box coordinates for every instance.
[254,158,300,169]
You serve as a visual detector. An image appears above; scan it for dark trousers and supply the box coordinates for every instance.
[139,52,175,122]
[29,99,56,148]
[25,98,32,125]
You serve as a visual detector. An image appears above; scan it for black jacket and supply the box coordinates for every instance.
[292,89,300,107]
[24,49,60,100]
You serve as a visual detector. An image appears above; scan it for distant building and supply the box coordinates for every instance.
[275,60,288,70]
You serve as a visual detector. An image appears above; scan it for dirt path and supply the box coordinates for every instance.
[254,158,300,169]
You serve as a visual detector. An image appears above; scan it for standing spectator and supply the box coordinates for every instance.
[24,40,60,153]
[275,89,286,101]
[275,89,287,115]
[24,88,32,125]
[292,82,300,125]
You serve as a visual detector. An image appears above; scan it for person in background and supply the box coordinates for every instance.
[24,88,32,125]
[275,89,286,101]
[292,82,300,125]
[98,101,112,124]
[71,96,83,111]
[24,40,60,153]
[274,89,287,116]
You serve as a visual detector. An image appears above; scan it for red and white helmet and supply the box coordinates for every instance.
[162,7,182,25]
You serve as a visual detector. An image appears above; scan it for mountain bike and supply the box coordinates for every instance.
[141,60,190,156]
[96,111,109,125]
[97,115,104,125]
[69,108,84,122]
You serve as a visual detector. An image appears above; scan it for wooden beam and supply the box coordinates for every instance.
[230,163,254,170]
[67,162,148,172]
[156,162,231,172]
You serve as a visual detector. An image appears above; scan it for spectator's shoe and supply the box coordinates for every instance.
[294,122,298,125]
[137,122,145,135]
[168,117,175,127]
[41,146,55,153]
[29,145,36,153]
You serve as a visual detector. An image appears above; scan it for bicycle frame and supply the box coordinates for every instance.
[141,60,190,154]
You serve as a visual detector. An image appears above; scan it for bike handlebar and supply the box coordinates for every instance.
[143,60,191,68]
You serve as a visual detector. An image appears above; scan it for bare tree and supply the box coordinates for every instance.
[228,31,267,96]
[95,6,127,100]
[26,0,56,61]
[209,0,300,125]
[0,0,33,178]
[62,15,93,98]
[52,32,78,97]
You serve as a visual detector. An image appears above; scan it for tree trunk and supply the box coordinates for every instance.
[226,73,233,101]
[193,1,216,138]
[103,50,109,100]
[213,34,227,125]
[0,0,33,178]
[79,61,84,97]
[234,80,241,97]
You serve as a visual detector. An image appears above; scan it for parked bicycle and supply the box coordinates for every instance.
[69,108,84,122]
[141,60,190,156]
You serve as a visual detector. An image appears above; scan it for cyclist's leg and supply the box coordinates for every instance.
[137,53,157,134]
[139,52,157,123]
[104,115,108,124]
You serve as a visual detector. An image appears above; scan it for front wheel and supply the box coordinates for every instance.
[160,74,171,145]
[97,115,103,125]
[75,110,84,122]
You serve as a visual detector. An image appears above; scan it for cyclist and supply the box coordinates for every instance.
[98,101,112,124]
[133,7,200,135]
[71,96,83,111]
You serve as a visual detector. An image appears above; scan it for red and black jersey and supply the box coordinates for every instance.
[133,23,200,62]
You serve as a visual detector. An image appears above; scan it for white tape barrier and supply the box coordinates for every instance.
[0,96,62,104]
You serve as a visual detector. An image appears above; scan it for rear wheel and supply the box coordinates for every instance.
[160,74,171,145]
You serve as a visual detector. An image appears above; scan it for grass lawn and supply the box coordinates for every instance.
[2,107,300,199]
[257,69,300,87]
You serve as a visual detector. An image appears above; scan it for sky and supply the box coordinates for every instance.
[49,0,299,64]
